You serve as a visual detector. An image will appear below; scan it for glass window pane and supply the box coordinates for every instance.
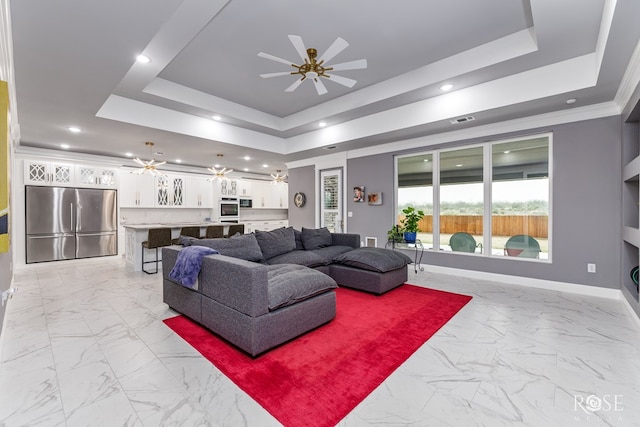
[397,154,432,248]
[491,137,549,259]
[439,146,484,253]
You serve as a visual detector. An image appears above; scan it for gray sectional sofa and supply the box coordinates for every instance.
[162,227,412,356]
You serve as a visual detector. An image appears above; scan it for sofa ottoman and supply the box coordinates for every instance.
[330,247,413,294]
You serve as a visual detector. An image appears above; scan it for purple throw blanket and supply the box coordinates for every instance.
[169,246,219,288]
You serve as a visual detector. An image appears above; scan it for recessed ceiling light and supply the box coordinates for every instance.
[244,156,251,161]
[456,164,463,167]
[440,84,453,91]
[60,143,70,149]
[503,150,510,154]
[423,159,429,162]
[175,159,182,163]
[262,164,268,168]
[125,152,133,157]
[318,121,327,127]
[67,126,81,133]
[136,54,151,64]
[243,168,249,172]
[566,98,577,104]
[214,163,221,168]
[212,115,222,121]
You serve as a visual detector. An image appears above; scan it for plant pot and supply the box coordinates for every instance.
[403,231,417,243]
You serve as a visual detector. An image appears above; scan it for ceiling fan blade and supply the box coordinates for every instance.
[313,78,328,95]
[326,74,358,88]
[318,37,349,63]
[260,71,293,78]
[258,52,295,67]
[288,35,308,63]
[329,59,367,71]
[285,78,304,92]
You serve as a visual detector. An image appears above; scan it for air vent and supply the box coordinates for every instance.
[323,145,337,150]
[449,116,475,124]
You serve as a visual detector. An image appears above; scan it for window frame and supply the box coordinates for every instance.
[394,132,552,262]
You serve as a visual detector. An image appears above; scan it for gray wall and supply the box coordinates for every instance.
[345,116,622,289]
[287,165,316,229]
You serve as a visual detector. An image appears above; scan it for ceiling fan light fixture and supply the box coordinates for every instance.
[258,35,367,96]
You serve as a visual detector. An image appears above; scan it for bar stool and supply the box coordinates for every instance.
[225,224,245,237]
[171,226,201,245]
[205,225,224,238]
[142,227,172,274]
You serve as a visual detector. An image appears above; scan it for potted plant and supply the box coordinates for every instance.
[387,224,404,244]
[400,206,425,243]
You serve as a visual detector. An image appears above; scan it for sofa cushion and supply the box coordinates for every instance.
[266,264,337,311]
[308,245,356,265]
[255,227,296,260]
[333,247,412,273]
[195,233,264,262]
[266,250,325,268]
[291,227,305,250]
[301,227,332,250]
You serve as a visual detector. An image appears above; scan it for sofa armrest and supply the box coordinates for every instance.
[200,255,270,318]
[162,246,270,318]
[331,233,361,249]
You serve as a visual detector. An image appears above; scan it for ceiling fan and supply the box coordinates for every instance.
[258,35,367,96]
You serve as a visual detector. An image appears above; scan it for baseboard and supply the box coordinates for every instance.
[621,292,640,329]
[421,264,622,300]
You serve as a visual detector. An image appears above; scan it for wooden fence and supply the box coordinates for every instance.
[397,215,548,238]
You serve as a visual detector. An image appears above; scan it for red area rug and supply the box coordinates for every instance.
[163,284,471,427]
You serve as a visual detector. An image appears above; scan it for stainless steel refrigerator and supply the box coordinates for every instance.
[26,186,118,263]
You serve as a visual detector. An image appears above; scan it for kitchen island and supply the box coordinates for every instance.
[123,219,289,271]
[123,222,235,271]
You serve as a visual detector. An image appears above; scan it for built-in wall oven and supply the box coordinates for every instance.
[218,198,239,223]
[239,198,252,208]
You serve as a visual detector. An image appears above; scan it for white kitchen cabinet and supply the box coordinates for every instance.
[24,160,75,186]
[252,181,288,209]
[156,174,184,207]
[119,169,156,207]
[271,183,288,209]
[185,175,214,208]
[244,220,289,233]
[75,165,118,188]
[215,179,238,197]
[237,179,252,197]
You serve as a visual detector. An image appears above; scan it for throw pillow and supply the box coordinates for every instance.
[301,227,332,250]
[255,227,296,260]
[333,247,412,273]
[291,227,305,250]
[196,233,264,262]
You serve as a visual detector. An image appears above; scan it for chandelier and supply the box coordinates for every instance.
[132,142,166,176]
[271,170,288,185]
[207,154,233,182]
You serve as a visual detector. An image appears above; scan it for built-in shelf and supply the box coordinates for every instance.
[623,156,640,181]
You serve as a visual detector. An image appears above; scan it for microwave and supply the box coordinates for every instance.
[239,198,252,208]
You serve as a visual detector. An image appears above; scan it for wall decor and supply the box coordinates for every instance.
[367,192,382,205]
[353,186,365,202]
[294,192,306,208]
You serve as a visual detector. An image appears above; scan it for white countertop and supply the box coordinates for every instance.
[122,222,223,229]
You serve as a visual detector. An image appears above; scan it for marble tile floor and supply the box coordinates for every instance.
[1,257,640,427]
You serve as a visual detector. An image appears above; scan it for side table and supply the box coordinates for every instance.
[385,239,425,273]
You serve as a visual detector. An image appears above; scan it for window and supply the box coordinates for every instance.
[397,154,433,247]
[440,146,484,253]
[491,137,549,258]
[395,133,551,260]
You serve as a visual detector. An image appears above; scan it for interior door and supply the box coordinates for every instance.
[320,169,343,232]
